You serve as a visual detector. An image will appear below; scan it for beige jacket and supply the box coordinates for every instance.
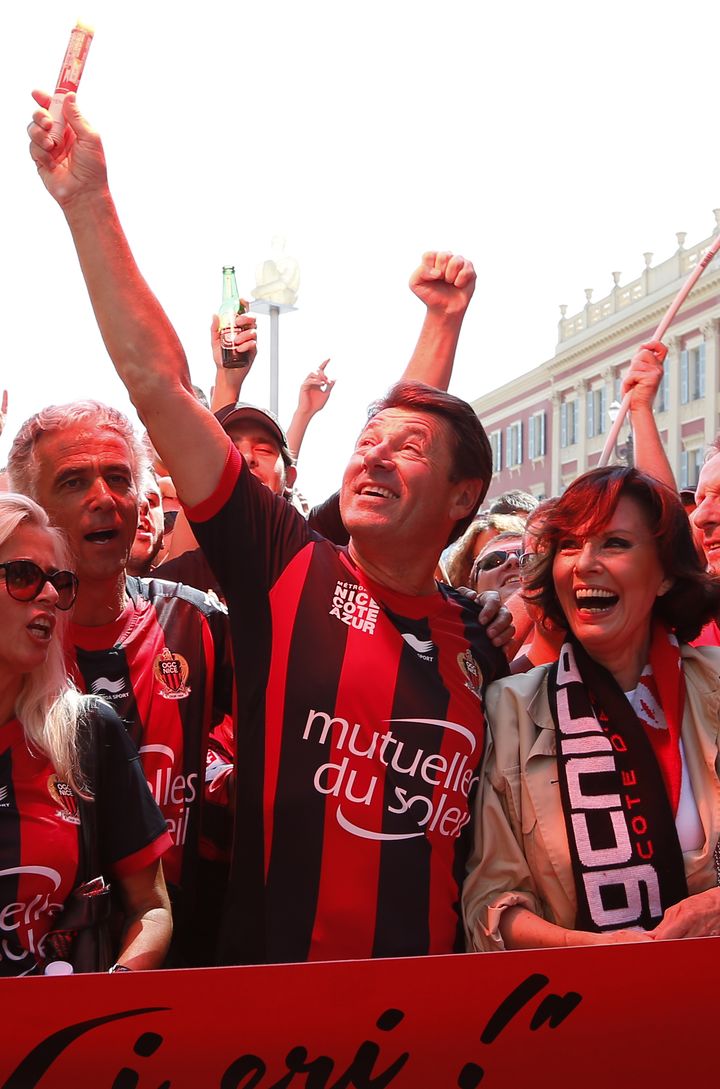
[463,644,720,951]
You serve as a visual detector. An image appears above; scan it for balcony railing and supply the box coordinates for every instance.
[557,214,720,344]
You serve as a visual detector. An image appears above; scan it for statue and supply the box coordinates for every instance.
[252,235,300,306]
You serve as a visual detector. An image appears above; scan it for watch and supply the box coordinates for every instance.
[108,963,132,973]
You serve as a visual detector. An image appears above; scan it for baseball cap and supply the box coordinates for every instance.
[215,403,294,467]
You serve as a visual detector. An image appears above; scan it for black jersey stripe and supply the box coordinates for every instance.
[372,613,448,958]
[265,544,350,963]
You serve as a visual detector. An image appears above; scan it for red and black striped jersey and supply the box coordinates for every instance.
[189,444,508,965]
[0,706,170,976]
[67,576,233,965]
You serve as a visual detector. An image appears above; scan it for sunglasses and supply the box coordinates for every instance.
[518,551,540,571]
[474,549,522,573]
[163,510,179,534]
[0,560,79,611]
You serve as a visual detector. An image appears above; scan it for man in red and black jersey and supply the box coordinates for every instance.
[7,401,234,967]
[28,97,507,964]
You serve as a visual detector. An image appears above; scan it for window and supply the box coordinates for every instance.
[506,421,523,467]
[528,411,546,459]
[680,447,703,489]
[681,344,706,404]
[680,350,688,404]
[691,343,706,399]
[586,386,606,438]
[560,399,578,448]
[657,362,669,413]
[489,430,502,473]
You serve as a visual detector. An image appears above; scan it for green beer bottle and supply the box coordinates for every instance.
[218,266,251,368]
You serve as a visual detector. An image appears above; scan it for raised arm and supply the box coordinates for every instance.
[621,340,676,491]
[28,91,228,507]
[402,251,476,390]
[286,359,335,460]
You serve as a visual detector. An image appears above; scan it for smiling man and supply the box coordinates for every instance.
[27,92,509,964]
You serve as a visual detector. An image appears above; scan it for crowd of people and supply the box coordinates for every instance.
[0,86,718,976]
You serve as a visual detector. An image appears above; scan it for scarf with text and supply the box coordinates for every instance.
[547,625,688,932]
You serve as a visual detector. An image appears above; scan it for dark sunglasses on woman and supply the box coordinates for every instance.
[475,549,522,573]
[0,560,79,611]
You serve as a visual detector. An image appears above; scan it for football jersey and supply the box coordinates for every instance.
[68,576,233,964]
[189,443,508,964]
[0,706,170,976]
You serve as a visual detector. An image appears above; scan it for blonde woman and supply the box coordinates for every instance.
[0,493,172,975]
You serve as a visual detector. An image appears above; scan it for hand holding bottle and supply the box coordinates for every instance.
[28,90,108,208]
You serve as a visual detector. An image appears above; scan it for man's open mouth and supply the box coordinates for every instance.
[85,529,118,543]
[358,485,398,500]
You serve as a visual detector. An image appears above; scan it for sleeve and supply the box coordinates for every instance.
[462,682,543,952]
[185,442,315,606]
[307,491,348,545]
[91,705,173,879]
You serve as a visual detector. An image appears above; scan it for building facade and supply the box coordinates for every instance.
[472,212,720,503]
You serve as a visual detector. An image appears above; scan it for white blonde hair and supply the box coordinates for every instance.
[0,493,88,792]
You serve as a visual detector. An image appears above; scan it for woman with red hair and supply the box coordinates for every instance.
[464,466,720,950]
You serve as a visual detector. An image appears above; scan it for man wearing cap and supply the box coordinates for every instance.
[154,401,296,594]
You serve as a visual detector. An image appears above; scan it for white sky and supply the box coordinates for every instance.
[2,0,718,505]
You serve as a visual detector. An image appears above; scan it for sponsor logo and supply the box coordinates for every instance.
[457,649,483,698]
[329,581,380,635]
[0,785,8,806]
[401,633,435,660]
[302,710,480,842]
[153,647,191,700]
[89,676,128,701]
[138,743,197,849]
[0,865,64,964]
[47,775,80,825]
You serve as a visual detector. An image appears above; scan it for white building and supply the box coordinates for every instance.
[472,211,720,502]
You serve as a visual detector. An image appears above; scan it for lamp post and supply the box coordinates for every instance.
[248,299,296,417]
[607,400,634,466]
[250,237,300,417]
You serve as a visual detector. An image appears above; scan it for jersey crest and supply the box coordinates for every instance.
[457,649,483,698]
[153,646,191,700]
[47,774,80,824]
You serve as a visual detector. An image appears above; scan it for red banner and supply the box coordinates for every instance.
[0,938,714,1087]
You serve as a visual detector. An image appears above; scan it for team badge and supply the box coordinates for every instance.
[153,647,191,700]
[48,775,81,824]
[458,649,483,698]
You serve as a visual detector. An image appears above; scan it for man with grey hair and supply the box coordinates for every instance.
[7,399,234,966]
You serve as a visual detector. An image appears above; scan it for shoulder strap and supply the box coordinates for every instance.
[75,705,103,883]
